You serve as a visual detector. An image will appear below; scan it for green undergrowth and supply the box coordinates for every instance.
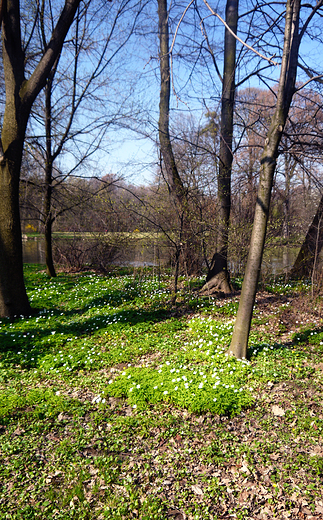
[0,386,89,423]
[264,277,312,295]
[107,315,254,415]
[1,265,323,518]
[0,266,320,418]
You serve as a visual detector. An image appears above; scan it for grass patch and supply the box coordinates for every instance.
[1,265,323,518]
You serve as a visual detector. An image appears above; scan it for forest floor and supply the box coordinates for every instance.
[0,266,323,520]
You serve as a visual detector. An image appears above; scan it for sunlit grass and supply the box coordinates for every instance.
[0,265,318,416]
[1,265,323,518]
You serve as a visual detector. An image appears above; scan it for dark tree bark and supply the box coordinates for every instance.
[158,0,200,279]
[43,69,57,278]
[289,192,323,278]
[158,0,186,208]
[229,0,302,358]
[0,0,82,317]
[200,0,238,296]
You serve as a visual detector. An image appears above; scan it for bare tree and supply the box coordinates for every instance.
[0,0,82,317]
[158,0,202,296]
[27,0,143,277]
[229,0,323,358]
[200,0,238,295]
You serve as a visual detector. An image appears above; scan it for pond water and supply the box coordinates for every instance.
[22,235,299,275]
[22,235,169,268]
[23,236,46,264]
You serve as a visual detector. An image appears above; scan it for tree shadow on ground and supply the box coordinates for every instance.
[247,323,323,360]
[0,303,181,370]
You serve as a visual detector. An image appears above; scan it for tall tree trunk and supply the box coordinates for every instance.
[0,0,82,317]
[200,0,238,296]
[229,0,301,359]
[158,0,186,208]
[289,192,323,278]
[0,0,31,317]
[282,152,291,240]
[44,75,57,277]
[158,0,200,276]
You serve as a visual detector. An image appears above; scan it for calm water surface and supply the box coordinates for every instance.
[22,236,298,274]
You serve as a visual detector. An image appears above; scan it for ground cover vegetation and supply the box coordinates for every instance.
[1,265,323,519]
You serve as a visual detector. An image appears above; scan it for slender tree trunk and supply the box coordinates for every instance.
[200,0,238,296]
[282,152,290,240]
[44,75,57,277]
[246,145,255,222]
[158,0,186,207]
[158,0,201,275]
[282,193,290,240]
[289,192,323,278]
[44,212,56,277]
[229,0,301,359]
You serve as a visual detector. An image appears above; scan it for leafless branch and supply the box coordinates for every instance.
[202,0,279,66]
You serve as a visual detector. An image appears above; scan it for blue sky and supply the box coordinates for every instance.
[103,0,323,186]
[28,0,323,187]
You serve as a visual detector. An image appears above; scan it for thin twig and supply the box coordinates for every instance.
[168,0,195,106]
[295,73,323,92]
[203,0,278,66]
[169,0,195,56]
